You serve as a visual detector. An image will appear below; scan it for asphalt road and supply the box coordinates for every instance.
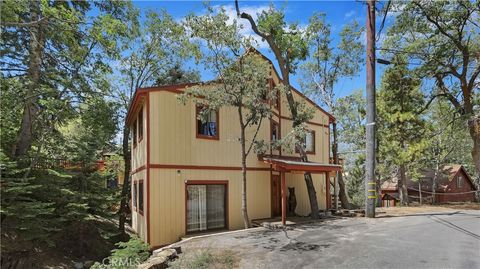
[175,210,480,269]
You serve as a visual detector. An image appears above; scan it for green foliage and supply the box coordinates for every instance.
[257,5,308,73]
[345,155,366,208]
[91,236,150,269]
[301,13,364,112]
[182,5,275,154]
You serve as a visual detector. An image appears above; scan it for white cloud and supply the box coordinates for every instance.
[345,10,356,19]
[212,4,271,49]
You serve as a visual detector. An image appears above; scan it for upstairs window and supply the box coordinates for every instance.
[196,106,219,140]
[457,176,463,188]
[271,121,279,141]
[297,130,315,154]
[132,120,137,148]
[138,108,143,142]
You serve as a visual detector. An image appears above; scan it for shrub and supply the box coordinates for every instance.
[91,236,150,269]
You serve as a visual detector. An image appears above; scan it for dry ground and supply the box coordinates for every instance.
[377,202,480,217]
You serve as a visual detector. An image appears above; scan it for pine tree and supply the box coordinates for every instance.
[378,57,427,205]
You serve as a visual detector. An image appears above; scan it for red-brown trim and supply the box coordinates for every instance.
[126,49,335,126]
[131,165,146,175]
[326,172,331,209]
[146,92,151,244]
[184,180,229,235]
[138,179,144,216]
[149,164,271,171]
[195,105,220,140]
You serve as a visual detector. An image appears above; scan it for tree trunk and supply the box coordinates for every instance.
[332,122,349,209]
[467,118,480,201]
[432,159,438,204]
[277,65,320,219]
[238,109,250,228]
[13,1,44,159]
[398,165,409,205]
[118,126,132,236]
[236,3,320,219]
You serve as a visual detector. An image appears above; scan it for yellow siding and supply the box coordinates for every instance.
[132,60,335,247]
[148,168,271,247]
[149,91,271,168]
[285,173,327,216]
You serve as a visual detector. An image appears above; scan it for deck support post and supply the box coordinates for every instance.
[326,172,331,210]
[281,171,286,226]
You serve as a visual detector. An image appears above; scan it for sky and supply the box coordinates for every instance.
[132,0,393,101]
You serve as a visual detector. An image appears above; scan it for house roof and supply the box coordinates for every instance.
[125,49,335,125]
[262,156,342,173]
[380,165,476,192]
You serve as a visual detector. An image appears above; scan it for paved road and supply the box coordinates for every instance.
[175,210,480,268]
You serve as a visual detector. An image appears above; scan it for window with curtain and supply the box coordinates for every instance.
[187,184,226,232]
[196,106,219,139]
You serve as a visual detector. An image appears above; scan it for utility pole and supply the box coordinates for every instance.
[365,0,376,218]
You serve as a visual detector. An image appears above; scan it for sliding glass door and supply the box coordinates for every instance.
[187,184,226,232]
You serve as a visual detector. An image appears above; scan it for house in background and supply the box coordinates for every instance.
[125,50,341,248]
[381,165,477,207]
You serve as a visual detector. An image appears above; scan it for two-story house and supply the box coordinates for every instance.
[126,50,341,248]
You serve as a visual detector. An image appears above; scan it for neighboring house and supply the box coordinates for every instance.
[381,165,477,207]
[126,50,341,248]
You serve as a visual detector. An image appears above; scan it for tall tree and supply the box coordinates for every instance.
[181,7,274,228]
[335,90,366,207]
[235,1,322,219]
[300,13,364,209]
[1,0,136,160]
[384,0,480,191]
[377,58,427,205]
[113,10,193,235]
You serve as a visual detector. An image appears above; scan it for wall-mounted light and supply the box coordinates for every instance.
[177,170,181,176]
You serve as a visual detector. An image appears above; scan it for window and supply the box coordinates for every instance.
[271,121,279,141]
[138,108,143,142]
[297,130,315,154]
[271,120,280,151]
[132,120,137,148]
[457,176,463,188]
[196,106,219,139]
[138,180,144,214]
[132,181,137,209]
[186,183,226,232]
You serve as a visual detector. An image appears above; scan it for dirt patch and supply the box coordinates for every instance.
[378,203,480,217]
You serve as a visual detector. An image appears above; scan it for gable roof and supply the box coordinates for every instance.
[126,49,335,125]
[380,165,476,192]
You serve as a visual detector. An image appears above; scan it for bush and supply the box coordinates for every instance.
[91,236,150,269]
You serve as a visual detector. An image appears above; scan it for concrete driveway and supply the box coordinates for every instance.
[172,210,480,269]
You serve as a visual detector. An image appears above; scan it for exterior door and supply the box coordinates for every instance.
[271,174,281,217]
